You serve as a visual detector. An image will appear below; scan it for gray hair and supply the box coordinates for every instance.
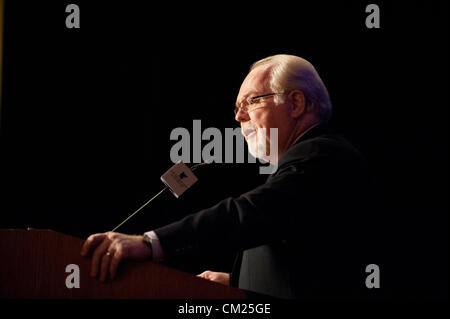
[250,54,332,123]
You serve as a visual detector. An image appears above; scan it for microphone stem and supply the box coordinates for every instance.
[110,162,210,232]
[111,186,168,232]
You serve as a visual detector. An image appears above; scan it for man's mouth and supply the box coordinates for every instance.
[243,128,256,139]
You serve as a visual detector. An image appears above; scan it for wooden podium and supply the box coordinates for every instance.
[0,229,246,299]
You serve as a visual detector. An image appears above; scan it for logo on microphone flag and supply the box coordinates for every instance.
[160,161,198,198]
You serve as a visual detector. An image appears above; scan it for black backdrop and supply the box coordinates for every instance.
[0,0,448,298]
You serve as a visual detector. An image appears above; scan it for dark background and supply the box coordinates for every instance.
[0,0,448,298]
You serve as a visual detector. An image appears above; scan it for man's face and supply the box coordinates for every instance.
[235,66,292,161]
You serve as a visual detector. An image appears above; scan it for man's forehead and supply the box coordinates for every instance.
[243,66,272,89]
[236,66,272,103]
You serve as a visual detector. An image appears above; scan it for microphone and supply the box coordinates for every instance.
[111,161,209,232]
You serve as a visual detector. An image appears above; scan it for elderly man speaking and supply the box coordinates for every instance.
[81,54,374,299]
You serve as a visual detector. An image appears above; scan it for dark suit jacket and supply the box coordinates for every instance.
[154,125,376,299]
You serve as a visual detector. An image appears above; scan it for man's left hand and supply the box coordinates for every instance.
[80,232,152,281]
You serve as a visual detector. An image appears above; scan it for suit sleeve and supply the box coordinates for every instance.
[153,136,369,262]
[153,157,334,261]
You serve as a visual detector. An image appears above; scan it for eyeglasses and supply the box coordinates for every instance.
[234,92,287,115]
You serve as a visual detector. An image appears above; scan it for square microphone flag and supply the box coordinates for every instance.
[160,161,198,198]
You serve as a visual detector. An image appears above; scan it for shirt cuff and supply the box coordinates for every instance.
[144,230,164,262]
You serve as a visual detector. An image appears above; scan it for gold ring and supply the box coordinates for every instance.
[106,251,111,256]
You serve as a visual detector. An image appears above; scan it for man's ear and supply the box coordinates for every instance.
[289,90,307,118]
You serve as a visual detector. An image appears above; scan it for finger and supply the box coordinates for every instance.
[109,247,123,280]
[197,271,211,279]
[99,248,113,282]
[81,233,107,256]
[90,238,111,278]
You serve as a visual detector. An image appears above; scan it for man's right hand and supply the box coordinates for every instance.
[197,270,230,286]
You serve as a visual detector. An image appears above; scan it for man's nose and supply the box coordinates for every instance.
[235,108,250,122]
